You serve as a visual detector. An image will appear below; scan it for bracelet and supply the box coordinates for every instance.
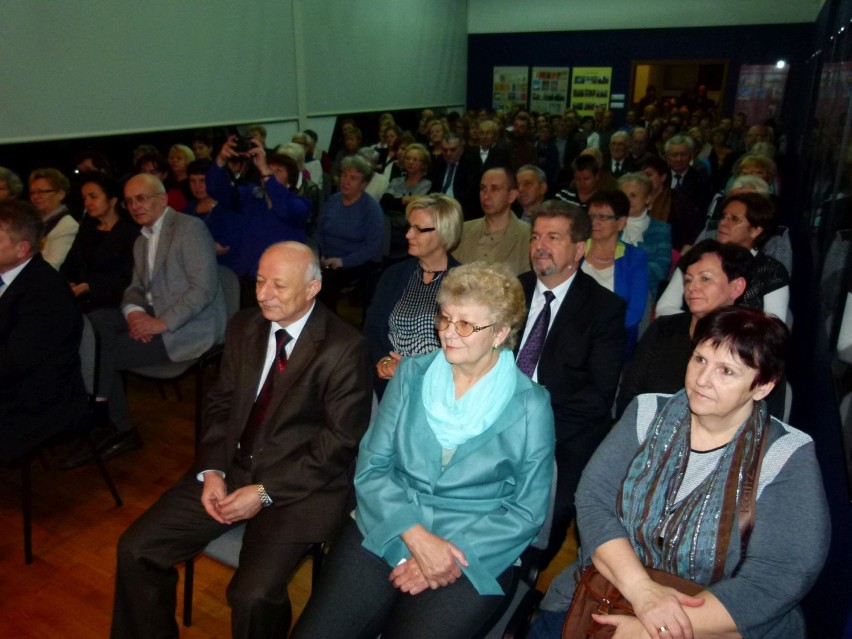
[256,483,273,507]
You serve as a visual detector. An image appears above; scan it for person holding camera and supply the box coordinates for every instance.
[206,135,311,305]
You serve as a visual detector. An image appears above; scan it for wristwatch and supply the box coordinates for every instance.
[256,483,273,508]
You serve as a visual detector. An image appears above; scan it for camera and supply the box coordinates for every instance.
[233,136,254,154]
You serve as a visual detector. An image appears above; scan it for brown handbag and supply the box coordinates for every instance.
[561,424,769,639]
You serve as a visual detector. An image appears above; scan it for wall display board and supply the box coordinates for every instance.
[492,66,530,112]
[733,64,790,125]
[530,67,571,114]
[569,67,613,116]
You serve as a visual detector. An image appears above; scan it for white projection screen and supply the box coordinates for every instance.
[0,1,467,144]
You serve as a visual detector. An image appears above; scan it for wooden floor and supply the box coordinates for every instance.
[0,369,577,638]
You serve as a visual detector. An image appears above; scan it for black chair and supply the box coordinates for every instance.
[18,315,123,564]
[124,265,240,448]
[181,524,325,627]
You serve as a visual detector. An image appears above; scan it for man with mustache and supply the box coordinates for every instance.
[515,199,626,568]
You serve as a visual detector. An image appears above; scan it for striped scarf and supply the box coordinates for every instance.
[618,390,767,584]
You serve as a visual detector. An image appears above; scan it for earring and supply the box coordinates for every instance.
[492,343,498,351]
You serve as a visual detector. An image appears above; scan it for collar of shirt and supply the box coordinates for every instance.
[256,301,316,397]
[0,256,33,296]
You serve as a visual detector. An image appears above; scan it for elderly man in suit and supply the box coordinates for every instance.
[64,174,227,466]
[0,200,88,461]
[516,200,626,567]
[111,242,374,639]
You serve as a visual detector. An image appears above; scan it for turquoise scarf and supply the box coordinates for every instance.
[421,349,517,449]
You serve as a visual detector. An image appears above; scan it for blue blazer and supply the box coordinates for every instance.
[354,350,555,595]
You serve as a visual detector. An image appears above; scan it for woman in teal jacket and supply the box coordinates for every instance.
[293,262,555,639]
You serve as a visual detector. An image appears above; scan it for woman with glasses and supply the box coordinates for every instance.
[364,194,463,397]
[60,172,139,312]
[293,261,554,639]
[582,190,648,358]
[28,168,78,269]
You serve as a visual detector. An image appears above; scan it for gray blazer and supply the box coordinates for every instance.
[123,208,226,361]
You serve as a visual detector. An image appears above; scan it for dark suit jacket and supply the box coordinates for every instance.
[671,165,713,217]
[0,254,87,460]
[60,215,139,312]
[196,303,373,542]
[464,144,511,177]
[517,270,626,443]
[428,158,479,219]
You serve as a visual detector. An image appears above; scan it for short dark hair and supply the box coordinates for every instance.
[266,153,300,189]
[78,171,122,201]
[640,155,669,177]
[572,154,599,175]
[692,306,789,388]
[135,153,169,175]
[588,190,630,218]
[720,192,778,249]
[678,239,752,288]
[483,167,517,191]
[187,159,213,177]
[533,199,590,243]
[0,199,43,255]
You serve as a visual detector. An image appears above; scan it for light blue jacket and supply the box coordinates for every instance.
[354,350,555,595]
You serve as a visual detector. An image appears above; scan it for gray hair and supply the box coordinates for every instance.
[729,175,770,195]
[618,171,652,195]
[516,164,547,183]
[0,166,24,198]
[276,143,305,169]
[610,131,630,144]
[340,155,374,182]
[664,134,695,154]
[357,146,380,166]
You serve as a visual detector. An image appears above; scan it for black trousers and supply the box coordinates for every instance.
[541,424,609,568]
[292,519,514,639]
[110,473,310,639]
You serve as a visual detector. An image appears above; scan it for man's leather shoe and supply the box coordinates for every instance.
[60,428,143,470]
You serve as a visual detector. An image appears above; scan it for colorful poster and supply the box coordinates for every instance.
[492,66,529,112]
[734,64,790,124]
[530,67,571,115]
[569,67,612,117]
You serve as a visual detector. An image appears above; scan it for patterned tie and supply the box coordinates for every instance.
[517,291,555,378]
[240,329,291,455]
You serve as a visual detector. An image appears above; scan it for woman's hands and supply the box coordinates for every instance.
[593,578,705,639]
[376,352,402,379]
[394,525,468,593]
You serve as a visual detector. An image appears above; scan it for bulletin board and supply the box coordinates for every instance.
[530,67,571,115]
[492,66,529,112]
[569,67,613,116]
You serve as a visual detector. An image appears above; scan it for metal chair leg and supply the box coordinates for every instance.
[84,432,123,507]
[183,557,195,627]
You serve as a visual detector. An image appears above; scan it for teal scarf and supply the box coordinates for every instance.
[618,390,767,584]
[421,349,517,449]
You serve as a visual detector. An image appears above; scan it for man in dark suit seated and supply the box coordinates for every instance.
[515,200,626,567]
[111,242,374,639]
[63,174,227,467]
[0,200,88,461]
[429,133,478,218]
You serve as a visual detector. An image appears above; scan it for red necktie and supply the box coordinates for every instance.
[240,329,291,454]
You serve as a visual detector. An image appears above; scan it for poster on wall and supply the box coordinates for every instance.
[734,64,790,124]
[530,67,571,115]
[492,66,529,112]
[569,67,612,116]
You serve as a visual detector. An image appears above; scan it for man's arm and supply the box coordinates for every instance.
[259,333,373,504]
[156,219,220,332]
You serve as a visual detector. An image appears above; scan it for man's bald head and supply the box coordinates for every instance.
[256,242,322,327]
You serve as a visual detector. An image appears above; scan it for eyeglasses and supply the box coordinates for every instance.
[123,193,163,208]
[434,314,493,337]
[588,213,619,222]
[407,225,435,234]
[29,189,57,196]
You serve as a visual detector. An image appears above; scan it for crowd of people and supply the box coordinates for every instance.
[0,94,830,639]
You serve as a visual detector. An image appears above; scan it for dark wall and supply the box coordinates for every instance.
[467,23,813,120]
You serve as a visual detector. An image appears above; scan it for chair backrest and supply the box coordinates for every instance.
[532,465,558,550]
[218,265,241,321]
[79,315,99,396]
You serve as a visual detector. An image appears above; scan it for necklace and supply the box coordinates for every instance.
[419,262,447,274]
[589,252,614,263]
